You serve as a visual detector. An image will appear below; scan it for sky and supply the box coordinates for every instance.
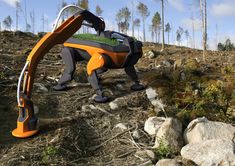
[0,0,235,50]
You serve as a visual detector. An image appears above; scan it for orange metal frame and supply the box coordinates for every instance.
[64,43,128,75]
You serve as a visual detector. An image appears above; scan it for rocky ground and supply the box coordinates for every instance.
[0,31,234,166]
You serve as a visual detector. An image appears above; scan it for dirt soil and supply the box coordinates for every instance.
[0,31,234,166]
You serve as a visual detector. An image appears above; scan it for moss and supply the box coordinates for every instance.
[73,34,119,46]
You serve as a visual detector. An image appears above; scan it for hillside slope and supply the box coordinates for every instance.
[0,31,234,165]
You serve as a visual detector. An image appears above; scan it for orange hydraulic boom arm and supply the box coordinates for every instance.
[12,5,105,138]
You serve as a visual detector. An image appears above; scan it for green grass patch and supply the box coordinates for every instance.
[42,146,59,163]
[153,137,178,160]
[73,34,119,46]
[0,71,5,79]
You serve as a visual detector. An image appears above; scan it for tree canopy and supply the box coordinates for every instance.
[3,15,13,30]
[218,39,235,51]
[137,2,149,42]
[116,7,131,34]
[95,5,103,16]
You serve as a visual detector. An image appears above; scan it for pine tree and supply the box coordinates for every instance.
[15,1,21,31]
[185,30,190,47]
[131,0,134,37]
[30,10,35,33]
[152,12,161,43]
[155,0,165,50]
[161,0,165,50]
[133,18,140,39]
[165,22,171,44]
[176,27,184,46]
[116,7,131,34]
[95,5,103,16]
[78,0,89,33]
[200,0,207,61]
[137,2,149,42]
[23,0,28,31]
[3,15,13,31]
[79,0,89,10]
[41,14,45,32]
[116,12,122,33]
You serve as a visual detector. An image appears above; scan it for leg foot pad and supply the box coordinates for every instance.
[94,95,109,103]
[12,128,38,138]
[131,83,145,91]
[53,84,67,91]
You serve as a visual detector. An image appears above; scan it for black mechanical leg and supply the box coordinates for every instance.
[88,71,108,103]
[96,68,108,82]
[54,47,76,91]
[58,47,76,84]
[124,66,145,91]
[96,68,108,75]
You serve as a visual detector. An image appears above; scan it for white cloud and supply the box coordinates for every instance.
[168,0,185,11]
[211,1,235,17]
[0,0,20,7]
[181,18,201,31]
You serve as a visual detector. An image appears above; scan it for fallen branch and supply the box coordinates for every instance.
[117,149,136,158]
[128,124,142,149]
[46,76,59,82]
[38,90,70,96]
[39,115,80,125]
[96,106,113,115]
[127,107,143,111]
[71,94,90,106]
[0,80,12,84]
[138,160,152,166]
[67,82,91,88]
[89,126,135,151]
[0,83,17,87]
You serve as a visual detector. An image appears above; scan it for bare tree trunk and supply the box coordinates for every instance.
[46,17,49,32]
[138,27,139,40]
[24,0,28,31]
[151,31,154,42]
[61,0,65,21]
[41,14,45,32]
[158,27,160,43]
[161,0,165,51]
[191,12,195,48]
[16,8,18,31]
[216,23,218,48]
[156,29,158,43]
[30,10,35,33]
[168,31,169,44]
[200,0,207,62]
[132,0,134,37]
[171,22,174,45]
[203,0,207,61]
[143,17,146,42]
